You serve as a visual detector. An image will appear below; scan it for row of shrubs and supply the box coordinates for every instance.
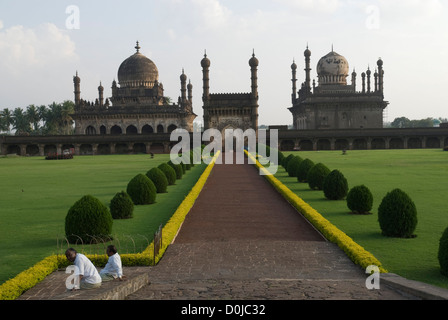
[280,152,418,237]
[247,149,386,273]
[65,149,202,244]
[276,149,448,277]
[0,149,217,300]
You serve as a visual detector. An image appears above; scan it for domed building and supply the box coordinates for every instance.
[72,42,196,142]
[289,46,388,131]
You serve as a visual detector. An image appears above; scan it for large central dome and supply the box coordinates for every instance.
[117,42,159,88]
[317,50,349,85]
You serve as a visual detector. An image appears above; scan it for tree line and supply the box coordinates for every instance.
[388,117,448,128]
[0,101,75,136]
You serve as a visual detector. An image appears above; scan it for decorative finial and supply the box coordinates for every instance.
[135,41,141,53]
[252,48,255,57]
[204,49,207,58]
[331,44,334,52]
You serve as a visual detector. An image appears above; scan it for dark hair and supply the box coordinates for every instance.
[65,248,77,255]
[107,245,117,254]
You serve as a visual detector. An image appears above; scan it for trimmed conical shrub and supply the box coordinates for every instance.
[296,158,315,182]
[323,170,348,200]
[158,163,176,185]
[146,167,168,193]
[65,195,113,244]
[307,163,331,190]
[168,160,183,179]
[378,188,417,238]
[346,185,373,214]
[286,156,303,177]
[110,191,134,219]
[438,227,448,276]
[282,154,295,169]
[126,173,157,205]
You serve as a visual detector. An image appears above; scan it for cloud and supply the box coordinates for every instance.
[0,22,78,76]
[275,0,341,14]
[377,0,444,27]
[0,22,78,107]
[190,0,232,29]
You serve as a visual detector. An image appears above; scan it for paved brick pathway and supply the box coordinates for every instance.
[127,152,410,300]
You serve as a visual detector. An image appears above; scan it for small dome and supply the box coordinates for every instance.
[291,60,297,70]
[117,42,159,88]
[201,53,210,68]
[249,52,259,67]
[317,50,349,85]
[304,47,311,57]
[180,70,187,82]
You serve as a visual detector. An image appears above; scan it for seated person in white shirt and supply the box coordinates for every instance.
[65,248,102,290]
[100,245,124,281]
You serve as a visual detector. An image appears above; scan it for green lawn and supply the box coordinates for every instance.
[276,149,448,288]
[0,154,206,285]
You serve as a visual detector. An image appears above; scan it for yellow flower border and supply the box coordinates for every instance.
[246,150,387,274]
[0,151,220,300]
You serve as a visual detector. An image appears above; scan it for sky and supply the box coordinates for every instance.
[0,0,447,126]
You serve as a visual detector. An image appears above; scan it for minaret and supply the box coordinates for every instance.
[180,69,187,105]
[366,67,371,93]
[98,82,104,106]
[361,72,366,93]
[249,50,259,100]
[304,46,312,90]
[201,51,210,102]
[73,71,81,105]
[377,58,384,94]
[291,59,297,103]
[187,80,193,103]
[351,69,357,91]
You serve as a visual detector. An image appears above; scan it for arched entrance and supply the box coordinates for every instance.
[142,125,154,134]
[110,125,122,135]
[126,125,138,135]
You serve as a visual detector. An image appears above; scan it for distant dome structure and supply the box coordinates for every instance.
[117,42,159,88]
[316,49,349,85]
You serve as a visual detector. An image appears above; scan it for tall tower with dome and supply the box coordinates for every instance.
[201,51,259,136]
[289,46,388,130]
[72,42,196,136]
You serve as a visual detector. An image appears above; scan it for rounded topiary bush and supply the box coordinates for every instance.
[158,163,177,185]
[146,167,168,193]
[286,156,303,177]
[110,191,134,219]
[168,160,183,179]
[282,154,295,169]
[307,163,331,190]
[438,227,448,276]
[65,195,113,244]
[323,170,348,200]
[277,150,285,166]
[346,185,373,214]
[126,173,157,205]
[378,188,417,238]
[296,158,315,182]
[180,162,186,173]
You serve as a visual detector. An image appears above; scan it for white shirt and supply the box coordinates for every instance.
[100,253,123,278]
[74,253,102,284]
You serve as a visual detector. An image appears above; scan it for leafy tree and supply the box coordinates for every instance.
[25,105,41,132]
[0,108,13,134]
[12,107,31,135]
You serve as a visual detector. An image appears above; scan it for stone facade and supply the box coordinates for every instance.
[72,42,196,136]
[201,52,259,135]
[289,47,388,130]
